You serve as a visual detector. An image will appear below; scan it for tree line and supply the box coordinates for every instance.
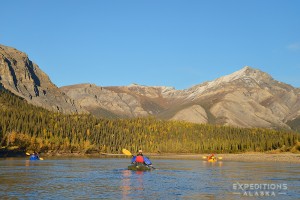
[0,90,299,154]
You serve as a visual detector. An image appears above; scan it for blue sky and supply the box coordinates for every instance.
[1,0,300,89]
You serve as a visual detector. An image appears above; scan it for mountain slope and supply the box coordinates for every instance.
[0,44,84,113]
[62,66,300,129]
[60,83,175,118]
[160,67,300,128]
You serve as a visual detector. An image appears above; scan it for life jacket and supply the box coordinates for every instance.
[135,155,144,163]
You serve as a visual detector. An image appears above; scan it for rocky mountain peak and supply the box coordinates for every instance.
[0,44,85,113]
[212,66,273,86]
[188,66,274,95]
[234,66,273,81]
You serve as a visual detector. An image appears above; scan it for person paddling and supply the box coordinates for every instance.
[208,153,216,161]
[131,150,152,166]
[29,151,40,160]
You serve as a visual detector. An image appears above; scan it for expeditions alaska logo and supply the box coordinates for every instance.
[232,182,288,197]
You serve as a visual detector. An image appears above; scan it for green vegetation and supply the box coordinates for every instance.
[0,90,299,154]
[287,117,300,132]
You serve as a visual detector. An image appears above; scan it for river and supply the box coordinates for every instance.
[0,157,299,199]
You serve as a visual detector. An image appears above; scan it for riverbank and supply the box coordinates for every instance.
[2,148,299,163]
[149,152,300,163]
[40,152,300,163]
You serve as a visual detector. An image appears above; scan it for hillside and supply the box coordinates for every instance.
[0,89,299,155]
[62,67,300,129]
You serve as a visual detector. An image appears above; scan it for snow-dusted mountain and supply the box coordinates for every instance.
[62,66,300,129]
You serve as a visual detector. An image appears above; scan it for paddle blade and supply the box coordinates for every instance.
[202,156,208,159]
[39,157,44,160]
[218,157,222,160]
[122,149,132,156]
[26,152,31,156]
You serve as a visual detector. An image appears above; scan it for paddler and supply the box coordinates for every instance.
[208,153,216,160]
[131,150,152,166]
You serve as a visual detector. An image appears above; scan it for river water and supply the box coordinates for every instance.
[0,157,299,199]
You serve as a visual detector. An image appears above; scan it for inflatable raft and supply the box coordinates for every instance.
[128,163,152,171]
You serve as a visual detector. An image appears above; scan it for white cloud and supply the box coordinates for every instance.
[287,43,300,51]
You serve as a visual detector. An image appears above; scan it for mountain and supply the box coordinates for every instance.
[62,67,300,129]
[161,66,300,129]
[60,83,178,118]
[1,44,300,129]
[0,44,84,113]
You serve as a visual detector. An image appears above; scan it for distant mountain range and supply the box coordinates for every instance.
[1,44,300,130]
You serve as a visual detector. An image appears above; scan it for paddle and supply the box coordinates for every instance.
[26,152,44,160]
[122,149,133,156]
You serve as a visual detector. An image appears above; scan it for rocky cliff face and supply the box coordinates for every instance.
[60,83,177,118]
[0,44,84,113]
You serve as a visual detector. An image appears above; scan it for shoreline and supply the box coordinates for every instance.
[39,152,300,163]
[148,152,300,163]
[1,150,299,163]
[149,153,300,163]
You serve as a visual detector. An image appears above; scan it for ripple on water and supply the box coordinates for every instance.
[0,158,299,200]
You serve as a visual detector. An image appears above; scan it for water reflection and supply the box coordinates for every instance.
[121,170,132,199]
[25,160,30,167]
[202,160,224,167]
[120,169,147,199]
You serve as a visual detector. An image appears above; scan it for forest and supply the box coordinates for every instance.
[0,89,299,154]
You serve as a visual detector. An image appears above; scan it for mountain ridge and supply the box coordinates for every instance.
[61,66,300,129]
[1,44,300,130]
